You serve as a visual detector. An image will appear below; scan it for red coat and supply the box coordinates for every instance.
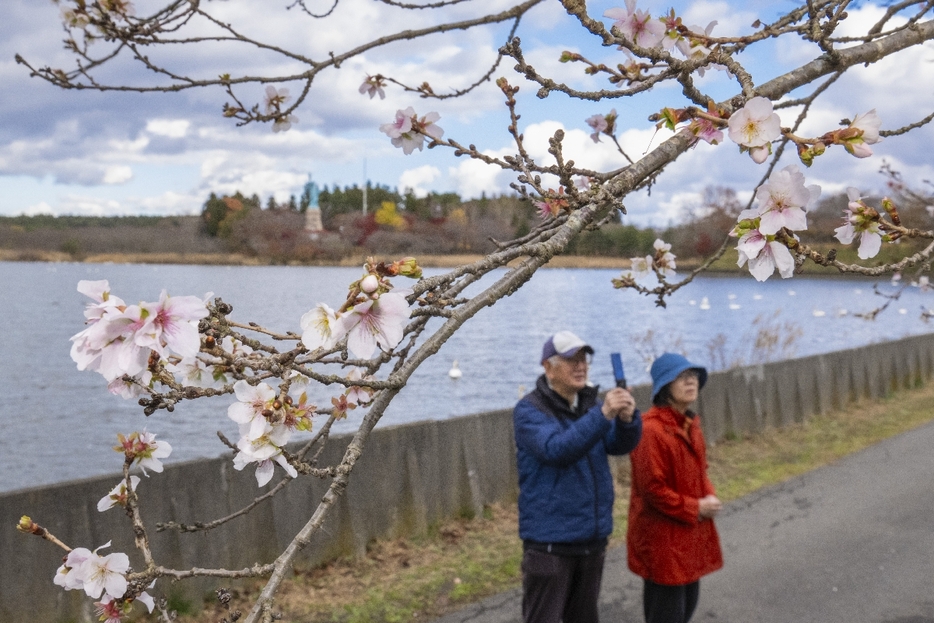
[627,405,723,585]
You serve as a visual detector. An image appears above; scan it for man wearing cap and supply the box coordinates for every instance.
[513,331,642,623]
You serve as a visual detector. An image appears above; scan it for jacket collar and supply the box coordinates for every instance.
[648,404,697,437]
[534,374,599,418]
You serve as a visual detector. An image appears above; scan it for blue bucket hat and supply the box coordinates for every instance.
[650,352,708,401]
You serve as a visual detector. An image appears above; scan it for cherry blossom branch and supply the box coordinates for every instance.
[16,517,72,553]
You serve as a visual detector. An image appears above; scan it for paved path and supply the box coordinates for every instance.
[433,420,934,623]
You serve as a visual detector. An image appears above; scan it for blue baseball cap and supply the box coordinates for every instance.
[650,352,707,401]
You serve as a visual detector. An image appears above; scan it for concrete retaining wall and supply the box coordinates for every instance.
[3,333,933,622]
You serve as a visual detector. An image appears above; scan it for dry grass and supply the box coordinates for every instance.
[173,380,934,623]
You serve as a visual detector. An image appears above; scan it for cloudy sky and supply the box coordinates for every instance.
[2,0,933,226]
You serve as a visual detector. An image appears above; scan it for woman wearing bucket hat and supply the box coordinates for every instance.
[626,353,723,623]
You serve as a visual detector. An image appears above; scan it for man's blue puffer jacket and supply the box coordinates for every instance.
[513,375,642,544]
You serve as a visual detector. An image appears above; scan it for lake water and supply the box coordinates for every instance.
[2,261,932,493]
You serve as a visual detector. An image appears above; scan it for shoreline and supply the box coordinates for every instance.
[0,248,727,272]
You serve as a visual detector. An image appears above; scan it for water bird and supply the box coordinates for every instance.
[899,308,908,315]
[788,290,796,296]
[921,307,934,321]
[812,309,826,317]
[729,303,741,310]
[753,294,763,300]
[699,297,710,310]
[837,309,848,317]
[448,360,462,379]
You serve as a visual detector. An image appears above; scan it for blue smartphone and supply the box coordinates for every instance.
[610,352,627,389]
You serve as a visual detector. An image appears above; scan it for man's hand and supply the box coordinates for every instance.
[698,494,722,520]
[601,387,636,423]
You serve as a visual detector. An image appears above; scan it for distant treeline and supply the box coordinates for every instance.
[4,182,924,265]
[0,214,172,231]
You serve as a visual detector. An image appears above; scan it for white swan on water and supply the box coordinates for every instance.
[449,360,462,379]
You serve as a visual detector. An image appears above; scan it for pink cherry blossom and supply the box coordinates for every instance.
[381,108,443,154]
[409,111,444,144]
[749,144,771,164]
[680,117,723,145]
[94,596,125,623]
[340,290,411,359]
[754,164,821,235]
[605,0,665,48]
[728,96,781,149]
[380,107,414,139]
[585,109,616,143]
[359,74,387,100]
[135,290,208,359]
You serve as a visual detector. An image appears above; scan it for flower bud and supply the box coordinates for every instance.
[393,257,422,279]
[360,274,379,294]
[17,516,37,534]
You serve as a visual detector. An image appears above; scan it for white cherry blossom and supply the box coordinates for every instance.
[80,548,130,600]
[233,426,296,487]
[301,302,345,352]
[844,109,882,158]
[834,187,883,259]
[728,96,781,149]
[228,380,277,441]
[97,476,141,512]
[736,228,795,282]
[754,164,821,235]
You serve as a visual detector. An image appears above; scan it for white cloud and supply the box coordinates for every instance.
[102,166,133,185]
[146,119,190,138]
[399,166,441,198]
[449,153,511,199]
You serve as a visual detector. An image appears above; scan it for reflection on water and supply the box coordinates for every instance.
[1,261,931,492]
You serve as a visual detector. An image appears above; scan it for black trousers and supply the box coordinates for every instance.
[642,579,700,623]
[521,547,606,623]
